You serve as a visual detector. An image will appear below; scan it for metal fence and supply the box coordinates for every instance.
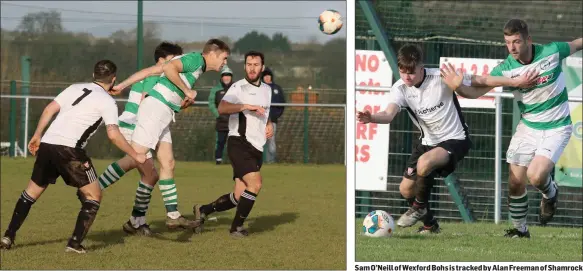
[0,91,346,164]
[355,87,583,227]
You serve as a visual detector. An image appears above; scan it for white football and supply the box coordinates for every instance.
[362,210,395,238]
[318,9,343,35]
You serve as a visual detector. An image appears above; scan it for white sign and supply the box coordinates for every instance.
[355,50,392,191]
[440,57,503,108]
[356,50,393,87]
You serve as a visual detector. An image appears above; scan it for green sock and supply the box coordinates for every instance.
[158,179,178,213]
[98,161,126,190]
[132,181,153,217]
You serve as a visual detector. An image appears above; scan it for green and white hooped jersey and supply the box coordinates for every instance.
[491,42,572,130]
[150,52,206,112]
[118,76,159,130]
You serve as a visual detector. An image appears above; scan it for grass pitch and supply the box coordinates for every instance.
[356,221,582,262]
[0,158,346,270]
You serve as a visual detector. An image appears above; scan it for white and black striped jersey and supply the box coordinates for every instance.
[223,78,272,151]
[41,82,119,149]
[387,68,470,146]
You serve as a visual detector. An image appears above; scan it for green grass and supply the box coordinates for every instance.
[356,221,582,262]
[0,158,346,270]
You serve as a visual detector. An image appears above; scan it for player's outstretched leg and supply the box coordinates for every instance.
[156,142,199,230]
[194,179,244,233]
[230,174,261,238]
[98,160,127,190]
[504,165,530,238]
[397,149,448,227]
[65,181,102,254]
[1,184,44,250]
[122,152,158,236]
[527,158,559,225]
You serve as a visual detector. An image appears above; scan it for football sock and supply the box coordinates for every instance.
[70,199,100,245]
[509,191,529,233]
[423,205,436,227]
[414,174,433,209]
[4,191,36,239]
[98,161,126,190]
[158,179,180,219]
[201,192,238,216]
[537,175,557,199]
[231,190,256,232]
[131,180,153,220]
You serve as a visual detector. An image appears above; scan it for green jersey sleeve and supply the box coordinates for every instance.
[180,52,205,73]
[552,42,571,60]
[142,76,159,95]
[490,62,504,77]
[130,80,144,92]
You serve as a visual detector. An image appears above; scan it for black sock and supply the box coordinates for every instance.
[69,199,100,246]
[231,190,257,232]
[406,197,415,206]
[4,191,36,239]
[423,205,436,227]
[201,192,238,216]
[414,174,434,209]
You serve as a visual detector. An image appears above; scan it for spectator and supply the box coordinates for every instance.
[208,66,233,165]
[262,67,285,163]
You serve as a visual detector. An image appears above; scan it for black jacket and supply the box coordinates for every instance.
[214,81,232,132]
[262,68,285,123]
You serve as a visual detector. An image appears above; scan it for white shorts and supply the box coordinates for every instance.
[131,97,173,150]
[506,121,572,167]
[120,126,134,142]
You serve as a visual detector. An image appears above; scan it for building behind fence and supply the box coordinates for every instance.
[355,1,583,227]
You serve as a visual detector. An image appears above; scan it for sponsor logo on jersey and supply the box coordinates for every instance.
[416,101,444,115]
[539,59,551,71]
[537,73,553,85]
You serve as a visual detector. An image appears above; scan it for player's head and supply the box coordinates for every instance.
[154,42,183,64]
[397,44,424,87]
[262,67,273,84]
[220,65,233,87]
[503,19,532,61]
[93,59,117,91]
[244,51,265,84]
[202,38,230,72]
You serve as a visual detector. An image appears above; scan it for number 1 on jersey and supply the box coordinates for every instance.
[72,88,92,106]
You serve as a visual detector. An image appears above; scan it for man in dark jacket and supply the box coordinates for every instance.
[208,66,233,165]
[262,67,285,163]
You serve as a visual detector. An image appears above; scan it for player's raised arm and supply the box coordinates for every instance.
[358,85,405,124]
[162,56,197,100]
[113,64,164,94]
[440,63,538,99]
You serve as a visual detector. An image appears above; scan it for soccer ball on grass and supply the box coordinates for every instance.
[362,210,395,238]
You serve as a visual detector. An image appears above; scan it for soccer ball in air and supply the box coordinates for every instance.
[362,210,395,238]
[318,9,343,35]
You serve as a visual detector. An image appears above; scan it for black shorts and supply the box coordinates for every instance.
[227,136,263,180]
[403,138,472,179]
[30,143,98,188]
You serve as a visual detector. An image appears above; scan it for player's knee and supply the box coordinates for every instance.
[526,166,546,187]
[508,177,526,195]
[245,178,262,194]
[160,157,175,172]
[82,188,102,202]
[399,180,415,198]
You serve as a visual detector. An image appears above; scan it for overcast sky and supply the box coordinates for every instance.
[0,1,347,43]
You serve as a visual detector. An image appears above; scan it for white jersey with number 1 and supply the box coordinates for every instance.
[42,82,119,149]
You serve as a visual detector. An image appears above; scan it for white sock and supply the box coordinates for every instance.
[541,175,557,199]
[130,216,146,228]
[167,211,181,220]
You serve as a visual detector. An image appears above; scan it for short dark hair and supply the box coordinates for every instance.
[397,44,423,73]
[93,60,117,83]
[503,19,529,39]
[244,51,264,65]
[202,38,231,55]
[154,42,183,62]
